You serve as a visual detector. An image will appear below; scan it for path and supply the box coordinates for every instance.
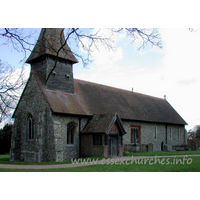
[1,154,200,170]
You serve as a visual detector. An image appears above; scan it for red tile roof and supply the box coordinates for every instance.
[33,71,187,125]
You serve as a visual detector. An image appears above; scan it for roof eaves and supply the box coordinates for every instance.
[121,117,187,125]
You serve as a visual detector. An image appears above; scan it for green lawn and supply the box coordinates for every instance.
[0,156,199,172]
[123,149,200,157]
[1,150,200,165]
[0,151,200,172]
[0,154,72,165]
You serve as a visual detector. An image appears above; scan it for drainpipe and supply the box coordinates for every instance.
[165,125,168,144]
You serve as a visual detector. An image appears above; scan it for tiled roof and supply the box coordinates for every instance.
[33,71,187,125]
[26,28,78,64]
[81,112,126,134]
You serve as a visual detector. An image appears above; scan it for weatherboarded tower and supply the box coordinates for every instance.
[10,29,79,162]
[26,28,78,93]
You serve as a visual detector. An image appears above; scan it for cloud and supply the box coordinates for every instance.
[157,29,200,129]
[177,79,196,85]
[75,28,200,130]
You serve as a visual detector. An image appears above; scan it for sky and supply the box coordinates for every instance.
[1,28,200,130]
[73,28,200,131]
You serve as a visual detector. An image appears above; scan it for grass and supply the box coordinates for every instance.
[0,150,200,172]
[123,149,200,157]
[0,154,71,165]
[0,156,199,172]
[1,150,200,165]
[0,154,106,165]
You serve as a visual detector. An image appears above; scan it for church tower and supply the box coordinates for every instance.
[26,28,78,93]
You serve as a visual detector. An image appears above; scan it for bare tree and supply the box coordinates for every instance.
[44,28,162,84]
[0,60,26,123]
[65,28,162,66]
[0,28,35,61]
[0,28,35,124]
[0,28,162,124]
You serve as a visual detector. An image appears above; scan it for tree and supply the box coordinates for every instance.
[64,28,162,67]
[188,125,200,140]
[36,28,162,84]
[0,28,35,124]
[0,123,12,153]
[196,125,200,139]
[0,61,26,123]
[0,28,162,124]
[0,28,34,61]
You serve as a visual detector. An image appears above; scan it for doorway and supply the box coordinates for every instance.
[109,136,118,156]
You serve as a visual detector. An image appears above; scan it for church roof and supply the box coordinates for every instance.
[33,71,187,125]
[26,28,78,64]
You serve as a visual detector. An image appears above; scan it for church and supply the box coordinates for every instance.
[10,28,187,162]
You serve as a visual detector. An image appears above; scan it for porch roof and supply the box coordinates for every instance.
[81,112,126,135]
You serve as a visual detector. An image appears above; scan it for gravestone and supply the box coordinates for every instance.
[163,144,168,152]
[148,143,153,152]
[191,140,197,151]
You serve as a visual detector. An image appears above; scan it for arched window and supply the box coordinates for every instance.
[67,123,75,144]
[26,114,34,140]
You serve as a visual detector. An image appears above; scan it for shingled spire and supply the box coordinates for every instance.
[26,28,78,94]
[26,28,78,64]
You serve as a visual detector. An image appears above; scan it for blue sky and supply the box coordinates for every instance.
[73,28,200,130]
[1,28,200,130]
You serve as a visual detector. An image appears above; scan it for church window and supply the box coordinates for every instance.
[67,123,75,144]
[26,114,34,140]
[131,127,139,143]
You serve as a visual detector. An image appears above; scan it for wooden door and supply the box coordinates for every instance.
[109,136,118,156]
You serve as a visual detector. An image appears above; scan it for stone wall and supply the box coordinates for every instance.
[52,114,89,161]
[10,70,90,162]
[122,120,186,152]
[10,73,55,162]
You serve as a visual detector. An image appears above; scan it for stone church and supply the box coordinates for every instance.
[10,28,187,162]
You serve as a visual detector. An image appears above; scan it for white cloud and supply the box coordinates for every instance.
[155,29,200,129]
[75,28,200,130]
